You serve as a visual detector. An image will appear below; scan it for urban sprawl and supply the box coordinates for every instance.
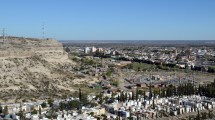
[1,43,215,120]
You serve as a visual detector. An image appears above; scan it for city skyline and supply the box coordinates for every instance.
[0,0,215,40]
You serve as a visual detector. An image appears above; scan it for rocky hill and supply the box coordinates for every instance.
[0,37,81,103]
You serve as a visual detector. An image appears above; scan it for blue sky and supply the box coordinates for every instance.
[0,0,215,40]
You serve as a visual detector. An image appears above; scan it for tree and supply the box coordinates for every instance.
[208,110,213,118]
[161,89,166,98]
[81,93,89,105]
[79,88,82,102]
[46,109,57,119]
[68,100,80,109]
[132,91,135,100]
[101,114,107,120]
[111,92,115,101]
[149,82,152,99]
[106,70,112,77]
[198,84,201,95]
[98,93,103,104]
[89,112,94,116]
[48,99,54,107]
[62,113,64,118]
[137,113,140,120]
[201,112,207,119]
[31,109,37,115]
[39,107,42,115]
[18,110,24,120]
[117,94,120,101]
[59,102,66,111]
[41,102,47,108]
[158,89,161,97]
[125,92,128,101]
[152,97,155,109]
[120,92,125,102]
[136,88,139,100]
[143,91,146,100]
[0,105,2,113]
[197,109,200,120]
[3,105,8,115]
[78,110,83,114]
[65,47,70,52]
[90,102,98,107]
[112,80,119,87]
[152,91,155,109]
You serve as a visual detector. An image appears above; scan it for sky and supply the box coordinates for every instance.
[0,0,215,40]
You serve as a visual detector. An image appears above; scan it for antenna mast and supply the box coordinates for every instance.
[42,23,45,39]
[2,28,5,43]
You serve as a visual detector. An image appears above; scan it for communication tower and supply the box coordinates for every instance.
[42,23,45,39]
[2,28,5,43]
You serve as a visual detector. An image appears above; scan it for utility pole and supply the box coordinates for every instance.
[42,23,45,39]
[2,28,5,43]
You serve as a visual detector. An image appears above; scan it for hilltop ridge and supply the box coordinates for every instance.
[0,37,79,103]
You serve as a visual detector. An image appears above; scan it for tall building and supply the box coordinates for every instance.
[175,49,178,56]
[92,46,97,53]
[84,47,91,54]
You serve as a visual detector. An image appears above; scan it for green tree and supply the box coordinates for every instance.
[98,93,103,104]
[90,102,98,107]
[48,99,54,107]
[18,110,24,120]
[0,105,2,113]
[197,109,200,120]
[81,93,89,105]
[89,112,94,116]
[136,88,139,100]
[208,110,213,118]
[59,102,65,111]
[120,92,125,102]
[152,95,155,109]
[31,109,37,115]
[143,91,146,100]
[208,66,215,73]
[106,70,112,77]
[125,92,128,101]
[112,80,119,87]
[3,105,8,115]
[41,102,47,108]
[78,110,83,114]
[158,89,161,97]
[201,112,207,119]
[132,91,135,100]
[149,83,152,99]
[79,88,82,102]
[101,114,107,120]
[68,100,80,109]
[111,92,115,101]
[39,107,42,115]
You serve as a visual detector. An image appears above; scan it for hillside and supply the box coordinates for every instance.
[0,37,89,103]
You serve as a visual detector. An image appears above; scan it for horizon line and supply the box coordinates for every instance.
[59,39,215,41]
